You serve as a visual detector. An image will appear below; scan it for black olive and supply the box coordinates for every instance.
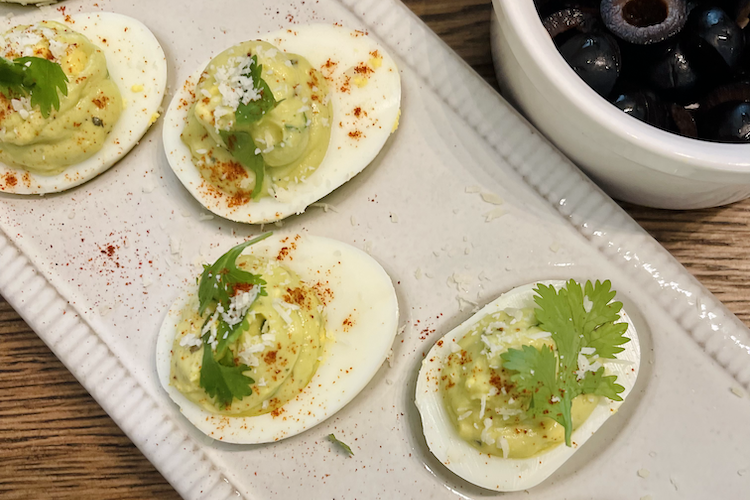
[738,1,750,27]
[646,40,702,102]
[536,0,601,19]
[559,31,622,96]
[708,0,750,25]
[698,100,750,140]
[612,88,651,120]
[601,0,688,44]
[731,25,750,78]
[669,103,699,136]
[685,6,745,77]
[543,8,597,39]
[610,85,671,126]
[700,80,750,109]
[536,0,750,142]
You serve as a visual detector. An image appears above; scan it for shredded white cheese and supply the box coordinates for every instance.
[272,298,300,324]
[498,436,510,459]
[480,192,504,205]
[483,207,506,222]
[212,55,262,130]
[220,288,259,326]
[480,418,495,446]
[179,332,202,348]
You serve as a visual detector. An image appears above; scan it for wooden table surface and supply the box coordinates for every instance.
[2,1,749,498]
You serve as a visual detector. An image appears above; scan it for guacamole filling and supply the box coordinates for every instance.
[0,21,122,175]
[181,40,332,202]
[441,308,599,459]
[170,255,326,416]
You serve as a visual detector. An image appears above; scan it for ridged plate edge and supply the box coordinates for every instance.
[0,1,748,499]
[0,232,246,500]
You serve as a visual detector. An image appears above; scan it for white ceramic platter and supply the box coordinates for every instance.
[0,1,749,499]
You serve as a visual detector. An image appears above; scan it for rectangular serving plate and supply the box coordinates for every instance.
[1,0,749,498]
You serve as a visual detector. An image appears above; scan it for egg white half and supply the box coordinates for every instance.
[415,280,641,491]
[156,233,399,443]
[163,24,401,224]
[0,12,167,194]
[0,1,56,4]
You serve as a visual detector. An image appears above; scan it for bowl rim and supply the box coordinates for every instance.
[493,0,750,180]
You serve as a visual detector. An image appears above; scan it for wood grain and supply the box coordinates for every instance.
[1,1,748,498]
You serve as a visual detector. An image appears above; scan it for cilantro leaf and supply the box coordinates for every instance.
[198,232,272,315]
[235,55,278,125]
[0,56,68,118]
[17,57,68,117]
[219,130,265,199]
[501,344,570,433]
[0,57,27,95]
[581,280,629,359]
[500,279,630,447]
[214,313,251,361]
[500,344,557,413]
[200,333,254,407]
[533,281,584,372]
[328,434,354,456]
[580,367,624,401]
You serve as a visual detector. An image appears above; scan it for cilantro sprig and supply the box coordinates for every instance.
[198,232,271,315]
[196,232,272,407]
[221,55,279,199]
[500,279,630,447]
[328,434,354,456]
[0,56,68,118]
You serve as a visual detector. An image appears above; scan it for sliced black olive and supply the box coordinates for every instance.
[559,31,622,96]
[543,8,597,39]
[646,40,702,102]
[697,100,750,141]
[738,1,750,27]
[601,0,688,44]
[536,0,601,19]
[669,103,699,136]
[700,81,750,109]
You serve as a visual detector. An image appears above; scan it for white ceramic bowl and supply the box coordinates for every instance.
[490,0,750,209]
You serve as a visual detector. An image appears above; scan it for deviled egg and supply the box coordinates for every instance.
[163,24,401,224]
[416,279,640,491]
[0,12,167,194]
[156,232,399,443]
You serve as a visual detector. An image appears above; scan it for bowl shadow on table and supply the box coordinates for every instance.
[403,292,655,496]
[618,200,742,243]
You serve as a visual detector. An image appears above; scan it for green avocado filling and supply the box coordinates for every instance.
[441,280,631,459]
[441,308,599,459]
[170,237,326,416]
[0,21,122,175]
[181,40,332,203]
